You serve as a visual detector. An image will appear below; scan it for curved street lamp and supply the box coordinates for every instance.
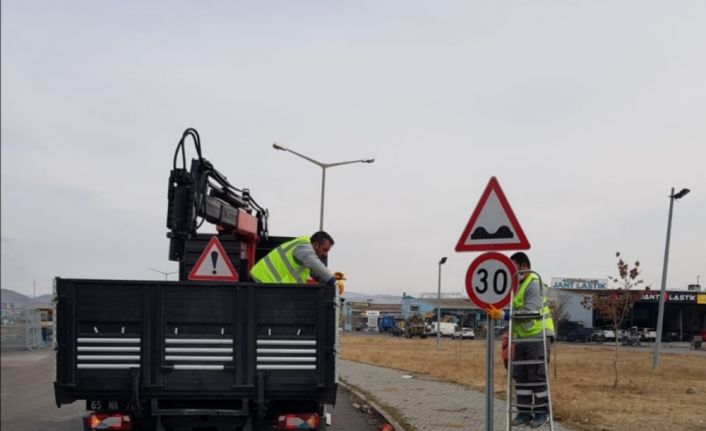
[653,187,690,369]
[272,143,374,231]
[149,267,178,281]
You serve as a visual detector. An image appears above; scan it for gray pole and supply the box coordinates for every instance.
[437,257,447,351]
[437,264,442,350]
[319,167,326,231]
[485,319,495,431]
[653,188,675,369]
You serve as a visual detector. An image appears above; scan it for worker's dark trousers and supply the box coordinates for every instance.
[513,340,550,414]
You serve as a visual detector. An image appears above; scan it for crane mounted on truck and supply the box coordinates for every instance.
[54,128,338,431]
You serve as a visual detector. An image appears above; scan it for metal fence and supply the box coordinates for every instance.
[1,308,44,350]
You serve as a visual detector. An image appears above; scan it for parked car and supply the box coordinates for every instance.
[591,329,616,342]
[639,328,657,342]
[556,320,591,343]
[452,327,475,340]
[621,327,643,346]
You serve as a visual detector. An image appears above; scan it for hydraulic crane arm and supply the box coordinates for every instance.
[165,128,269,262]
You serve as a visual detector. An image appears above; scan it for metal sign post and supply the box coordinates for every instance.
[486,318,495,431]
[465,253,517,431]
[456,176,529,431]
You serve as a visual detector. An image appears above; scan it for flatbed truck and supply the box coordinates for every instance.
[53,129,337,430]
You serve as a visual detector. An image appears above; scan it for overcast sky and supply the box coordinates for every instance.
[2,1,705,299]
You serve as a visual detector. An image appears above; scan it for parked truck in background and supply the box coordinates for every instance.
[53,129,337,431]
[377,315,396,333]
[404,315,428,339]
[429,322,456,337]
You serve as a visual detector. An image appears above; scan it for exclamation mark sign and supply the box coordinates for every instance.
[211,251,219,274]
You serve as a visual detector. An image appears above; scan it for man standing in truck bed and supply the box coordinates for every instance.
[250,231,340,287]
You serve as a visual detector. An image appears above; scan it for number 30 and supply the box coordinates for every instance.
[475,268,507,294]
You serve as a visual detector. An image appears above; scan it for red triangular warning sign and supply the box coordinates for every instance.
[188,236,239,281]
[455,176,530,252]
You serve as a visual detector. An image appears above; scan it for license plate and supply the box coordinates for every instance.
[86,399,130,411]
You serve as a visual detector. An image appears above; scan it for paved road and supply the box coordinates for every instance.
[0,348,375,431]
[340,359,570,431]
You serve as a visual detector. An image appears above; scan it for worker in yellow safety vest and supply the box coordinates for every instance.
[250,231,345,294]
[487,252,554,429]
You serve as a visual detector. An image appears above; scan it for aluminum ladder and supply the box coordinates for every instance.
[506,270,554,430]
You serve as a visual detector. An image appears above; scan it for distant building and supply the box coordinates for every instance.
[557,287,706,341]
[343,300,402,332]
[401,294,486,329]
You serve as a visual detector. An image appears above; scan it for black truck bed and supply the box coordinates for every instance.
[54,278,337,411]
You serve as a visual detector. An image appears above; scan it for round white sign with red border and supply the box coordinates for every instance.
[464,252,518,309]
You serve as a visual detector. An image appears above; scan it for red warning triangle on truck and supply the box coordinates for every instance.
[455,176,530,252]
[188,236,239,281]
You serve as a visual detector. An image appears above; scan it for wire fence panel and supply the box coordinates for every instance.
[1,308,44,350]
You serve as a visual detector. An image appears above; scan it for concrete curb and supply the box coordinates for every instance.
[338,379,408,431]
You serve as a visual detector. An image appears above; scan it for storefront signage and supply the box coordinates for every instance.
[697,294,706,305]
[552,277,608,290]
[639,292,697,303]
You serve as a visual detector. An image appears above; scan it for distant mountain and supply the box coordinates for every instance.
[1,288,401,307]
[35,294,54,304]
[344,291,403,304]
[1,289,53,308]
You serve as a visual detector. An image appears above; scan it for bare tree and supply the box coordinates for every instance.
[582,252,648,389]
[548,291,571,379]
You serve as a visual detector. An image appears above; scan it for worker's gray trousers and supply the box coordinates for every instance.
[513,340,550,414]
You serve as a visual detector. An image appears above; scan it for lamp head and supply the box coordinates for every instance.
[272,142,286,151]
[362,158,375,164]
[673,188,690,200]
[439,257,448,265]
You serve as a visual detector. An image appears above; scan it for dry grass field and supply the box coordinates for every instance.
[340,335,706,431]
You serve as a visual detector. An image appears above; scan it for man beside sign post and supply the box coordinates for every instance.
[487,252,555,429]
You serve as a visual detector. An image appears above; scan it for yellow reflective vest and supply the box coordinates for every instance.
[512,273,555,338]
[250,237,311,283]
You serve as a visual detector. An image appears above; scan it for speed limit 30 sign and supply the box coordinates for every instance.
[465,252,518,309]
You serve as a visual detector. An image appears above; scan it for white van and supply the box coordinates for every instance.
[429,322,456,337]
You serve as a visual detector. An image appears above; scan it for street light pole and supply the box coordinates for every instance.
[273,143,374,231]
[320,167,326,231]
[149,268,178,281]
[653,187,690,369]
[437,257,447,350]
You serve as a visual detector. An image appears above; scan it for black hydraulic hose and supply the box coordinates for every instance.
[172,128,203,170]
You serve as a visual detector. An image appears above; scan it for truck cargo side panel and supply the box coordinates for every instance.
[54,279,336,407]
[159,286,237,391]
[75,284,144,393]
[254,285,334,400]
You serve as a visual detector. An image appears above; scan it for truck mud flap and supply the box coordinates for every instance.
[54,382,76,407]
